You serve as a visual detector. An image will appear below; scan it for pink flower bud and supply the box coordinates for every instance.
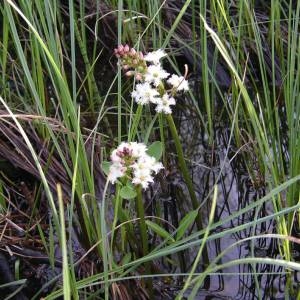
[130,48,136,55]
[123,65,129,70]
[135,73,142,81]
[118,44,124,52]
[125,71,134,77]
[139,52,144,59]
[124,44,130,52]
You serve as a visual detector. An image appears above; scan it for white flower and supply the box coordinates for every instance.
[111,148,122,163]
[155,93,176,114]
[130,142,147,158]
[132,155,163,189]
[133,156,164,174]
[132,156,152,172]
[144,65,170,87]
[108,141,163,189]
[109,163,126,183]
[132,168,154,189]
[131,82,160,105]
[144,49,167,65]
[167,74,189,91]
[152,161,164,174]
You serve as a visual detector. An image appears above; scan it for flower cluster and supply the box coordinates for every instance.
[114,45,189,114]
[114,44,147,81]
[109,142,163,189]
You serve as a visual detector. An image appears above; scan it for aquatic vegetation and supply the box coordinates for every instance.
[114,44,205,237]
[0,0,299,299]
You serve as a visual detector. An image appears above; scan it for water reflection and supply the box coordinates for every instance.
[161,101,299,299]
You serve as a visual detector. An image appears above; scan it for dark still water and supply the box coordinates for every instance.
[159,100,300,299]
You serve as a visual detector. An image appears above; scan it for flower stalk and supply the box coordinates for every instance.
[111,44,209,270]
[136,185,149,257]
[136,185,153,294]
[113,44,206,236]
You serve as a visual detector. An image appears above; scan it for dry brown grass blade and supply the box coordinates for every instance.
[0,112,71,197]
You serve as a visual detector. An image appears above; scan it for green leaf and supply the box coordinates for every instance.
[120,183,137,199]
[121,253,132,265]
[176,209,198,241]
[147,141,163,160]
[146,220,175,243]
[101,161,111,176]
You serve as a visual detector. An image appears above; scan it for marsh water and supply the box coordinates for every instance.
[154,93,300,299]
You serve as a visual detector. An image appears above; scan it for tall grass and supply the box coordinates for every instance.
[0,0,300,299]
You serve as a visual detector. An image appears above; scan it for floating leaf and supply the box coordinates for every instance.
[120,183,137,199]
[146,220,175,243]
[147,141,163,160]
[101,161,111,176]
[176,209,198,241]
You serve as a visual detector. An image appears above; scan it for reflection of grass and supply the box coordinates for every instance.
[0,0,300,299]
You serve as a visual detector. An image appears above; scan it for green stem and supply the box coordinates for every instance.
[112,185,139,256]
[135,185,153,295]
[117,0,123,144]
[166,114,203,230]
[136,185,148,257]
[128,104,143,142]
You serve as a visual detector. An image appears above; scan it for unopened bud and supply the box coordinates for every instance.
[125,71,134,77]
[135,73,142,81]
[124,44,130,52]
[118,44,124,52]
[137,66,145,73]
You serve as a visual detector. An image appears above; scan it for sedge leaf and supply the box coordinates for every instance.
[176,209,198,241]
[146,220,175,243]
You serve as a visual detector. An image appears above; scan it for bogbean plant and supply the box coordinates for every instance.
[104,45,205,272]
